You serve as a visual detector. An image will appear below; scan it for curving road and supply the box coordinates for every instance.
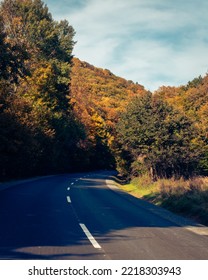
[0,171,208,259]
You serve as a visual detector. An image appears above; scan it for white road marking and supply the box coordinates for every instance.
[67,187,70,191]
[71,182,74,185]
[79,223,101,249]
[67,196,71,203]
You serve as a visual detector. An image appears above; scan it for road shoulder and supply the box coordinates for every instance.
[106,178,208,237]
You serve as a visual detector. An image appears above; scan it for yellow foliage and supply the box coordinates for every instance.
[34,64,53,87]
[70,57,147,150]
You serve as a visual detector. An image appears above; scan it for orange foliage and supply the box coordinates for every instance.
[70,57,147,148]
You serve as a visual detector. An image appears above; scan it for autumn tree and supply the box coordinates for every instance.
[116,93,203,179]
[155,74,208,175]
[70,58,146,169]
[0,18,37,178]
[0,0,83,179]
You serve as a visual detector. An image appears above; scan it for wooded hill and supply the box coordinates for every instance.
[116,77,208,179]
[0,0,207,181]
[70,57,147,170]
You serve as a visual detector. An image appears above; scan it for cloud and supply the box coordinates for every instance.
[45,0,208,91]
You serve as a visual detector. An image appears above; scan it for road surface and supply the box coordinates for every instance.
[0,171,207,259]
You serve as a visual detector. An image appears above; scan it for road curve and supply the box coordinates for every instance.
[0,171,207,259]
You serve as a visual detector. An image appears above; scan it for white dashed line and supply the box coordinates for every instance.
[67,187,70,191]
[79,223,101,249]
[66,196,71,203]
[71,182,74,185]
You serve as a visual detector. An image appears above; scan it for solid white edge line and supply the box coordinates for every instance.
[79,223,101,249]
[67,196,71,203]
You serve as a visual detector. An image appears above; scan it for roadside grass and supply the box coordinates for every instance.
[119,175,208,226]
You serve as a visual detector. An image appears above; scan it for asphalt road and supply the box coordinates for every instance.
[0,171,208,259]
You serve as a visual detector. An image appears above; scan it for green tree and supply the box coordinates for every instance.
[0,0,83,179]
[0,16,28,84]
[155,74,208,176]
[116,93,203,179]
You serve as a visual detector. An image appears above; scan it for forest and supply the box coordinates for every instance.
[0,0,208,182]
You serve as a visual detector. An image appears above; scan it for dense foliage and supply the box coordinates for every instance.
[155,76,208,176]
[0,0,207,181]
[0,0,83,179]
[70,58,146,170]
[115,92,205,179]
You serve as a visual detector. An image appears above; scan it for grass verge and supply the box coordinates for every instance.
[119,174,208,226]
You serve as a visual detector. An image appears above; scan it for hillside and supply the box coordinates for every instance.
[0,0,207,181]
[70,57,148,170]
[155,75,208,140]
[70,58,208,177]
[71,58,145,127]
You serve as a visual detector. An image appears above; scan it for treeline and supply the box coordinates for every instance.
[116,86,208,179]
[0,0,145,180]
[70,58,146,170]
[0,0,207,181]
[70,57,208,179]
[0,0,84,179]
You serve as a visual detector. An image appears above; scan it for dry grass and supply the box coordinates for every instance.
[158,177,208,225]
[121,175,208,226]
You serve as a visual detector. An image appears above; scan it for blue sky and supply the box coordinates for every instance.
[44,0,208,91]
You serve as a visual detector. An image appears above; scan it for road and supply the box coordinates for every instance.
[0,171,208,259]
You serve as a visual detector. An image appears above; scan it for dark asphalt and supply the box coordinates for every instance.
[0,171,207,259]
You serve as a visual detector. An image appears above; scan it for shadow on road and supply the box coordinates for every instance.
[0,172,207,259]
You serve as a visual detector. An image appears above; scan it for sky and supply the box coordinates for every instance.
[44,0,208,91]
